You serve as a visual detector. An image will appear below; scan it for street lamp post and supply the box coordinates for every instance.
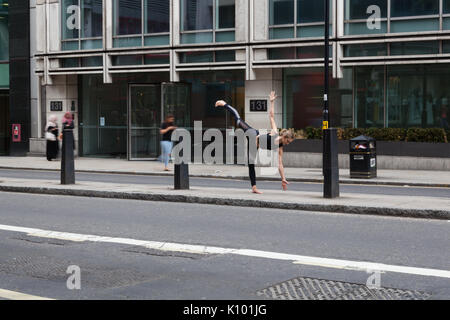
[323,0,340,198]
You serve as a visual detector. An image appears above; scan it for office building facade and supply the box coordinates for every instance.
[31,0,450,160]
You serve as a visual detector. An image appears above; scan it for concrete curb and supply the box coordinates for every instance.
[0,184,448,220]
[1,166,449,188]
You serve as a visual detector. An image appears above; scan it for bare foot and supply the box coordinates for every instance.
[164,168,170,171]
[252,186,263,194]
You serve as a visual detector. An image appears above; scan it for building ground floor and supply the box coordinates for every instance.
[23,63,450,160]
[0,89,9,156]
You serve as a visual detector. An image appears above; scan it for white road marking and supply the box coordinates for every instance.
[1,224,450,279]
[0,288,54,300]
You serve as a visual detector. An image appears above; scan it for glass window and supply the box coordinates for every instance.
[180,0,235,44]
[82,0,103,38]
[344,43,387,57]
[269,48,296,60]
[112,55,143,66]
[345,0,387,20]
[443,41,450,53]
[62,0,103,50]
[284,68,353,129]
[144,53,170,64]
[217,0,235,29]
[445,0,450,13]
[391,0,439,17]
[270,0,294,25]
[145,0,170,34]
[297,0,323,23]
[387,65,450,129]
[354,66,385,128]
[390,41,439,55]
[62,0,80,40]
[0,0,8,61]
[180,52,214,63]
[115,0,141,36]
[181,0,214,31]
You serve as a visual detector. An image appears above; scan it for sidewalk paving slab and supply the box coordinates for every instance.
[0,157,449,188]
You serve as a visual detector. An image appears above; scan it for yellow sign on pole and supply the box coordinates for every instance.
[322,121,329,130]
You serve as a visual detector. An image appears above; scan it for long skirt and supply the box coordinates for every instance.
[46,140,59,161]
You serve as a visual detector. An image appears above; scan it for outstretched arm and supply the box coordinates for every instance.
[269,91,278,134]
[278,147,289,191]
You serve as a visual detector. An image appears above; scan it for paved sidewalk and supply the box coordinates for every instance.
[0,177,449,220]
[0,156,449,187]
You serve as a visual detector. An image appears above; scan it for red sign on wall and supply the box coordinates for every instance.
[12,124,21,142]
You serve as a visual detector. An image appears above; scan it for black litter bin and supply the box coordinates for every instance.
[349,135,377,179]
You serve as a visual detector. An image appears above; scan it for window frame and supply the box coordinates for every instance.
[344,0,447,36]
[61,0,104,51]
[179,0,236,44]
[268,0,332,40]
[112,0,171,48]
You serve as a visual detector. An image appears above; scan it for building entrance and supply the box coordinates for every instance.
[128,83,191,160]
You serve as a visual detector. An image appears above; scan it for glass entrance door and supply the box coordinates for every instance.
[128,83,191,160]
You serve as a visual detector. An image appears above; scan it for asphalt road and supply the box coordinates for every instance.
[0,192,449,300]
[0,168,449,198]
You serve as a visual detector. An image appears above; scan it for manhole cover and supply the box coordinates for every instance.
[257,276,431,300]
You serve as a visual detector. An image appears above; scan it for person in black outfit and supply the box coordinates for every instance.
[215,91,295,194]
[159,114,177,171]
[45,115,59,161]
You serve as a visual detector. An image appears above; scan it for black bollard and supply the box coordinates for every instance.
[323,128,339,198]
[174,162,189,190]
[61,129,75,185]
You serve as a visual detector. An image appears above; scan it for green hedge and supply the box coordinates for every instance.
[297,127,448,143]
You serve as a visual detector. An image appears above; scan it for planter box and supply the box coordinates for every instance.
[284,139,450,158]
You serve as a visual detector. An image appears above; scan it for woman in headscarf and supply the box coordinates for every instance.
[62,112,74,129]
[45,115,59,161]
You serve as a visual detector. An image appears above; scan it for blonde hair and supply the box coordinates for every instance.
[280,129,295,140]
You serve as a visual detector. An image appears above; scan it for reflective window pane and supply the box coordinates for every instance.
[390,41,439,55]
[215,50,235,62]
[217,0,235,29]
[445,0,450,13]
[297,0,324,23]
[180,52,214,63]
[387,65,450,129]
[345,0,387,20]
[112,55,143,66]
[82,0,102,38]
[269,48,296,60]
[62,0,80,40]
[391,0,439,17]
[181,0,213,31]
[344,43,387,57]
[354,66,385,128]
[115,0,142,36]
[269,0,294,25]
[145,0,170,34]
[284,68,353,129]
[0,0,8,61]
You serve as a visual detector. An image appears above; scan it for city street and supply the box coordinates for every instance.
[0,191,449,300]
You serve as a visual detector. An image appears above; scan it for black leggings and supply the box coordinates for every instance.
[224,104,258,187]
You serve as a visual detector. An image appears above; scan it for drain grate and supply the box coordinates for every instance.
[257,276,431,300]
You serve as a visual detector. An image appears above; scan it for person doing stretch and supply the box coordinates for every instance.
[215,91,295,194]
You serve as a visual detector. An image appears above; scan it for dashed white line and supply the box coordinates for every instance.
[0,223,450,279]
